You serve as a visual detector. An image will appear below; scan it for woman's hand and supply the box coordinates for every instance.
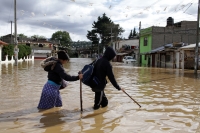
[79,73,83,79]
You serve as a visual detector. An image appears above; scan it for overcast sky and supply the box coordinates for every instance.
[0,0,198,41]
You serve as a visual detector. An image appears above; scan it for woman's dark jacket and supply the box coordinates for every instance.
[43,58,79,85]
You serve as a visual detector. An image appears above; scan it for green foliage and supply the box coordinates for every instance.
[31,35,46,39]
[18,45,32,59]
[18,33,27,38]
[133,28,136,36]
[87,13,124,50]
[86,30,99,44]
[128,28,137,39]
[129,30,133,39]
[2,45,14,60]
[24,45,32,55]
[18,45,25,59]
[51,31,72,46]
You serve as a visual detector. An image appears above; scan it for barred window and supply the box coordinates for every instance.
[144,37,148,46]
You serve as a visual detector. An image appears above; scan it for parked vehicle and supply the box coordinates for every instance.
[122,56,136,64]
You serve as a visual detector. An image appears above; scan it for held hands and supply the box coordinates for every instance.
[78,71,83,80]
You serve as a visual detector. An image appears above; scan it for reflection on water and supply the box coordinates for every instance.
[1,59,200,133]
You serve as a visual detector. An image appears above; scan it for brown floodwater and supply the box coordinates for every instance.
[0,58,200,133]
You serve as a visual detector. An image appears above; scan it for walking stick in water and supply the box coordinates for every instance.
[80,79,83,112]
[123,90,141,108]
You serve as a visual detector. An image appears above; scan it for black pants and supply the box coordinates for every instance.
[94,91,108,107]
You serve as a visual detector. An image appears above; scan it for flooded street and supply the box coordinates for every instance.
[1,58,200,133]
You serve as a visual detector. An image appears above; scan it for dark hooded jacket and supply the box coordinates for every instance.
[92,46,121,91]
[43,58,79,85]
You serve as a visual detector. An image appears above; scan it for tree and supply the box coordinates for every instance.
[18,33,28,42]
[51,31,72,46]
[133,28,136,37]
[18,33,27,38]
[38,35,46,39]
[128,30,133,39]
[31,35,46,40]
[86,30,99,45]
[87,13,124,52]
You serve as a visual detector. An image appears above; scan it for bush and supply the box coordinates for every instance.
[18,45,31,59]
[2,44,32,60]
[24,45,31,56]
[2,44,14,60]
[18,45,26,59]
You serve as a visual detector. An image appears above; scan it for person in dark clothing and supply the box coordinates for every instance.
[92,46,124,110]
[38,50,83,109]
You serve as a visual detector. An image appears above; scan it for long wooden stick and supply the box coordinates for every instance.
[123,90,141,108]
[80,79,83,112]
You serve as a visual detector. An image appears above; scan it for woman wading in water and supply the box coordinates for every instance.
[38,50,83,109]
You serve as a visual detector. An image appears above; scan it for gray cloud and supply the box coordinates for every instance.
[0,0,197,41]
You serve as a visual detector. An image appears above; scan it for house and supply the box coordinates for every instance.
[145,43,184,68]
[140,17,200,66]
[0,41,8,62]
[112,38,139,62]
[178,43,200,69]
[1,34,15,44]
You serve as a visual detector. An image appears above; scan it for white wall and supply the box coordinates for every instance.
[113,39,139,51]
[0,45,2,62]
[113,39,139,60]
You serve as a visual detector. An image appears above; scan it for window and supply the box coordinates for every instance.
[166,55,170,62]
[144,37,148,46]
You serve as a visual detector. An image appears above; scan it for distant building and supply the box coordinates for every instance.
[112,38,139,62]
[1,34,15,44]
[140,17,199,66]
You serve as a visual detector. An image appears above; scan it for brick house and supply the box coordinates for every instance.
[140,17,200,67]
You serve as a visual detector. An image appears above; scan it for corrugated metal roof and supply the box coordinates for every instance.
[179,43,200,50]
[140,43,182,55]
[150,46,165,53]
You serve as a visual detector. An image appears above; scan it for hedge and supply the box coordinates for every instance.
[2,44,32,60]
[2,45,14,60]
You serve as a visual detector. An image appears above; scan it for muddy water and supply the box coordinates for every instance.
[0,58,200,133]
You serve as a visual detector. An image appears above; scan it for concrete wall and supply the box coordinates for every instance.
[152,21,198,50]
[152,34,164,49]
[181,21,197,29]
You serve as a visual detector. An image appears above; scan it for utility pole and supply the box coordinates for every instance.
[98,36,100,56]
[108,24,118,48]
[195,0,200,75]
[10,21,13,44]
[14,0,18,66]
[111,27,112,47]
[138,21,141,66]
